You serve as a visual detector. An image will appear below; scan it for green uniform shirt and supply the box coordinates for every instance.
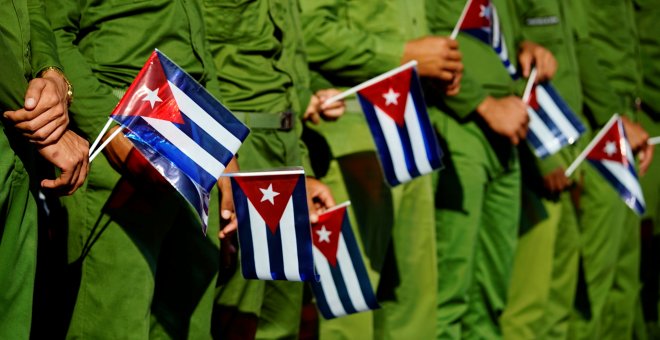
[46,0,220,141]
[635,0,660,118]
[426,0,522,118]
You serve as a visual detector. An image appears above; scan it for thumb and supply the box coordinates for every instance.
[25,79,47,110]
[519,52,532,78]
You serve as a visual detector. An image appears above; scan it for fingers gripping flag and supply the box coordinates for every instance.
[229,168,317,282]
[526,82,586,158]
[455,0,518,78]
[310,203,379,319]
[110,50,249,233]
[357,63,443,186]
[585,115,646,215]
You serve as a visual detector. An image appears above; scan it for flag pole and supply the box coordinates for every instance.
[321,201,352,215]
[565,114,620,177]
[323,60,418,106]
[522,67,537,104]
[648,136,660,145]
[88,117,114,156]
[451,0,473,40]
[88,125,125,162]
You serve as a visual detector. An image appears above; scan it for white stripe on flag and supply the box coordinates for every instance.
[336,234,370,312]
[280,197,302,281]
[374,106,412,183]
[248,200,272,280]
[168,81,243,153]
[492,7,501,48]
[403,93,433,175]
[313,246,347,318]
[527,107,562,155]
[601,159,646,206]
[536,86,581,143]
[143,117,226,178]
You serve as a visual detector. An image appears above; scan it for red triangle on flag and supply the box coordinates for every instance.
[586,119,628,165]
[358,68,412,127]
[461,0,492,30]
[111,51,183,124]
[311,206,346,267]
[528,84,540,110]
[234,174,302,234]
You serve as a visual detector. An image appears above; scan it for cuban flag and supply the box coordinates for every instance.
[526,82,586,158]
[228,168,317,282]
[310,202,379,319]
[109,50,249,233]
[454,0,518,78]
[356,62,443,187]
[584,115,645,215]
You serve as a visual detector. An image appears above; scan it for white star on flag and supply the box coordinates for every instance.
[259,183,280,205]
[382,88,400,106]
[316,225,332,243]
[141,86,163,109]
[604,141,618,156]
[479,4,491,18]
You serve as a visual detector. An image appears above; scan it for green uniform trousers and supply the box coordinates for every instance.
[568,162,641,339]
[640,112,660,232]
[215,128,307,340]
[501,192,580,339]
[433,112,521,340]
[63,155,220,339]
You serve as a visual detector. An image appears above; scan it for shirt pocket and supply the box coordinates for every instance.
[203,0,257,41]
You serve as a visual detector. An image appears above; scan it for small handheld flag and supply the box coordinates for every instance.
[565,115,645,215]
[97,50,249,233]
[310,202,379,319]
[452,0,518,78]
[227,168,317,282]
[523,69,586,158]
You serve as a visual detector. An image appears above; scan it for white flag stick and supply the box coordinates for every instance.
[648,136,660,145]
[88,117,114,156]
[522,67,538,104]
[88,124,125,162]
[565,114,620,177]
[451,0,473,40]
[323,60,418,106]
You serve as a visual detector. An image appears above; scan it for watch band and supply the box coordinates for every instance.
[39,66,74,105]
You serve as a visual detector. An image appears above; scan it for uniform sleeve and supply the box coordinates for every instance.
[576,38,619,128]
[45,0,121,141]
[28,0,62,77]
[299,0,406,84]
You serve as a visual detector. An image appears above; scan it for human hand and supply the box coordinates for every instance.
[4,69,71,145]
[305,89,345,124]
[402,36,463,82]
[218,157,239,239]
[37,129,89,195]
[306,177,335,223]
[543,167,571,193]
[621,116,654,175]
[518,41,557,81]
[477,96,529,145]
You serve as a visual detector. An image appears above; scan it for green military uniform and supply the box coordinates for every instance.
[0,1,61,338]
[299,1,438,339]
[204,1,314,338]
[635,0,660,332]
[568,0,644,338]
[426,0,523,338]
[46,0,221,338]
[500,0,589,338]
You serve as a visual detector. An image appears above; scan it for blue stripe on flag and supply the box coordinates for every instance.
[291,176,317,282]
[231,180,258,279]
[176,111,236,169]
[358,95,400,186]
[589,160,645,215]
[329,263,358,315]
[312,281,336,319]
[541,84,586,134]
[266,226,286,280]
[533,105,567,145]
[126,119,218,190]
[340,214,379,309]
[525,130,551,159]
[410,69,443,169]
[156,52,250,142]
[395,123,422,179]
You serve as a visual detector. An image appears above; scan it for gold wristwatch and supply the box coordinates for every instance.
[39,66,73,105]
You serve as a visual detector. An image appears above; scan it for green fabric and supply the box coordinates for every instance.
[299,1,438,339]
[46,0,222,338]
[0,1,59,337]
